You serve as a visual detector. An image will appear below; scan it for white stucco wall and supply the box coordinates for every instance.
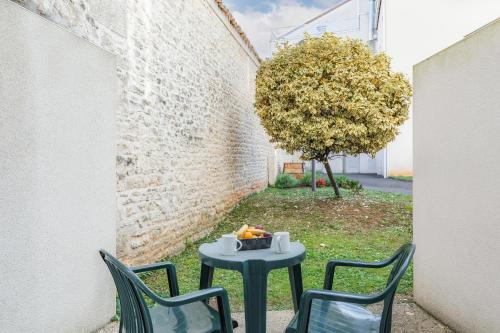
[384,0,500,176]
[413,18,500,333]
[0,1,117,332]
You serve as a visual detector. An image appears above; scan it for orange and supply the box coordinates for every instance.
[243,231,253,239]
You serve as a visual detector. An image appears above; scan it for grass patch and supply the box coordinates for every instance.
[139,187,413,312]
[390,176,413,182]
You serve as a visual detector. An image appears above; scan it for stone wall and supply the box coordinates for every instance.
[12,0,273,264]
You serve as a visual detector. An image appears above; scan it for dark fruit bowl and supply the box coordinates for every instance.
[240,235,272,251]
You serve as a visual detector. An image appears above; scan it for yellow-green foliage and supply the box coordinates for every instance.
[255,34,412,161]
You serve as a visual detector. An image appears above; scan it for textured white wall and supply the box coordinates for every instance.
[0,1,117,332]
[414,18,500,333]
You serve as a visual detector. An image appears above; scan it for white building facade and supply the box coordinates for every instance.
[271,0,500,177]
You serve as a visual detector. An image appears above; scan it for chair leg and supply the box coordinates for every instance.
[216,295,234,333]
[288,264,303,313]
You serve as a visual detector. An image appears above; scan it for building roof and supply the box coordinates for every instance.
[215,0,261,62]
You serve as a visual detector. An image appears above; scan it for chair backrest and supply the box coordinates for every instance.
[100,250,154,333]
[380,243,415,333]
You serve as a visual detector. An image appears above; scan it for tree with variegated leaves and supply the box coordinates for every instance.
[256,33,412,197]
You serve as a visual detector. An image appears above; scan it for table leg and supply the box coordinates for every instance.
[288,264,303,313]
[242,262,268,333]
[199,263,214,304]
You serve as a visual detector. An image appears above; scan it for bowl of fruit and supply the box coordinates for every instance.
[235,224,272,251]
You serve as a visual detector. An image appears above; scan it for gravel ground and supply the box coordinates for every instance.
[96,297,452,333]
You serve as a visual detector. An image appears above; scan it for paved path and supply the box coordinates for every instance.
[97,297,451,333]
[340,173,412,195]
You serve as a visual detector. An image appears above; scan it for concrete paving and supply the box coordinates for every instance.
[96,297,452,333]
[340,173,413,195]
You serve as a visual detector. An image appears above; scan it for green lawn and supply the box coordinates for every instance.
[139,187,413,312]
[390,176,413,181]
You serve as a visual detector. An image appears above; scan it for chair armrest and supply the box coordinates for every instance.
[132,262,180,296]
[127,270,233,333]
[132,261,175,273]
[153,287,233,333]
[161,287,228,306]
[296,289,383,333]
[323,256,398,290]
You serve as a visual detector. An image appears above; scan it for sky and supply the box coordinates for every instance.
[223,0,343,58]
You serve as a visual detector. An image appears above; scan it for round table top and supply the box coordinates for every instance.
[198,241,305,271]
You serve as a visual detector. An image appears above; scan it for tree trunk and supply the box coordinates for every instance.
[323,159,341,198]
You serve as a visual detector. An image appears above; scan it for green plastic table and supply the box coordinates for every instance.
[198,241,306,333]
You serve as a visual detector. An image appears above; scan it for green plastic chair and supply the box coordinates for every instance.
[286,243,415,333]
[100,250,237,333]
